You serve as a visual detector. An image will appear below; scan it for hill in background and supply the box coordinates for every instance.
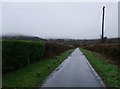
[2,35,120,46]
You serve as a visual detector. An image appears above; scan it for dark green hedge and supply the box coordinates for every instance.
[2,40,45,74]
[2,40,74,74]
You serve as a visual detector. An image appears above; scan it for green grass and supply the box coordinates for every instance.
[3,49,74,88]
[80,48,120,87]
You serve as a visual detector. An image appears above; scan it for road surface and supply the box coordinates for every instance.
[41,48,106,87]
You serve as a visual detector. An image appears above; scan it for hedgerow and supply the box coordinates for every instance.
[81,43,120,63]
[2,40,45,74]
[2,40,73,74]
[45,42,73,58]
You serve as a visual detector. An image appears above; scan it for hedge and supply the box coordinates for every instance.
[2,40,74,74]
[81,43,120,63]
[45,42,73,58]
[2,40,45,74]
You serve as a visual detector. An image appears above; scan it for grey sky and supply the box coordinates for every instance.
[2,2,118,39]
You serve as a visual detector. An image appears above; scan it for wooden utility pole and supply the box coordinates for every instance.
[101,6,105,43]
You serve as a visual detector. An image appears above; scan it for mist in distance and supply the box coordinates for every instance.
[2,2,118,39]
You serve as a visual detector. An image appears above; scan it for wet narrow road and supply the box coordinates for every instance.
[41,48,106,87]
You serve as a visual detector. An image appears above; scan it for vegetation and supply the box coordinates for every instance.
[45,42,73,58]
[48,38,120,47]
[2,40,45,74]
[2,49,74,88]
[2,35,119,88]
[81,48,120,87]
[81,43,120,64]
[2,40,73,74]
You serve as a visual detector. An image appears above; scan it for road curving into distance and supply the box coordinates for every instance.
[40,48,106,88]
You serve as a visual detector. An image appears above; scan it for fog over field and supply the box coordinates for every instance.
[2,1,118,39]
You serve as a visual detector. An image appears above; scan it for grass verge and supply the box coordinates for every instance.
[80,48,120,88]
[3,49,74,88]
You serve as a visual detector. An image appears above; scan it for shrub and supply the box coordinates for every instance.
[81,43,120,63]
[2,40,74,74]
[2,40,45,74]
[44,42,73,58]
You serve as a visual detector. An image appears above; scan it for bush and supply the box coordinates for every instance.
[2,40,45,74]
[2,39,74,74]
[44,42,73,58]
[81,43,120,62]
